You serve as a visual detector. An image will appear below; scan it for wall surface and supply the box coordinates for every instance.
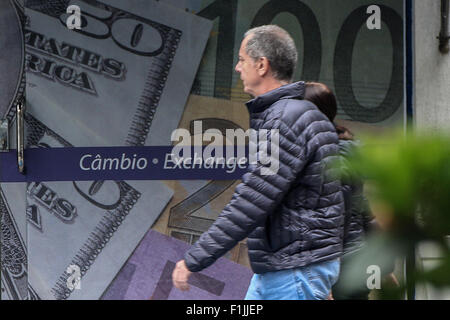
[414,1,450,300]
[414,0,450,130]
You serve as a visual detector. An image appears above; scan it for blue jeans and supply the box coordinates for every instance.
[245,259,340,300]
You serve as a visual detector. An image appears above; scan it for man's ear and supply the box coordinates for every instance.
[257,57,270,77]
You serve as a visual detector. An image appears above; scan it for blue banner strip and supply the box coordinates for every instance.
[0,146,249,182]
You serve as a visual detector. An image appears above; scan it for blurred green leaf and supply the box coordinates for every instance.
[336,129,450,298]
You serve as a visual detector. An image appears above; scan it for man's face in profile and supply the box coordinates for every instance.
[235,35,262,97]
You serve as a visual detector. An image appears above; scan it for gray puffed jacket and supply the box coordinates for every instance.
[184,82,344,274]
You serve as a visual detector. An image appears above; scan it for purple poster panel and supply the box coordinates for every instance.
[102,230,252,300]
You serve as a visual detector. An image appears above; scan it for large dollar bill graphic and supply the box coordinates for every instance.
[25,114,173,300]
[20,0,211,299]
[0,0,24,120]
[25,0,212,146]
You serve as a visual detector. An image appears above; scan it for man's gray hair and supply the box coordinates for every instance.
[244,25,298,82]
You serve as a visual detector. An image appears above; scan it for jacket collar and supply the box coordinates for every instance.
[245,81,305,114]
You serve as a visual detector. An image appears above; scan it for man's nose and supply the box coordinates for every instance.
[235,63,241,73]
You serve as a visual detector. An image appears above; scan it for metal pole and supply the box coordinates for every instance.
[439,0,450,53]
[405,245,416,300]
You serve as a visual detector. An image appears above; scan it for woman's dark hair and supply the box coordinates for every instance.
[304,82,337,122]
[304,82,353,140]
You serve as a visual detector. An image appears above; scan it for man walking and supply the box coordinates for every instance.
[172,25,344,300]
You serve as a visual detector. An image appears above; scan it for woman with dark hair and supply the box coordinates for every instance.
[304,82,353,141]
[304,82,397,300]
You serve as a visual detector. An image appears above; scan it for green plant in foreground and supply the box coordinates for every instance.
[341,130,450,298]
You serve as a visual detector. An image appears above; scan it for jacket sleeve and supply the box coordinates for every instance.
[184,111,326,272]
[340,141,378,238]
[359,187,379,234]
